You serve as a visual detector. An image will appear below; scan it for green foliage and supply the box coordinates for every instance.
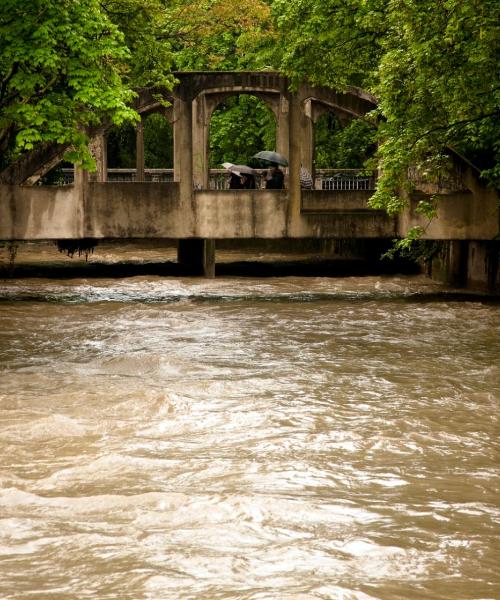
[209,95,276,168]
[2,0,498,201]
[270,0,385,89]
[270,0,500,212]
[0,0,139,168]
[100,0,175,90]
[144,113,173,168]
[369,0,500,209]
[106,113,173,168]
[107,123,136,168]
[162,0,274,70]
[315,114,376,168]
[383,229,443,264]
[0,0,177,173]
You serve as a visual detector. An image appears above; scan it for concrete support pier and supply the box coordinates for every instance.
[428,240,500,293]
[177,239,215,277]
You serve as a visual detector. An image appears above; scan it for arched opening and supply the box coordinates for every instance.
[314,112,376,169]
[107,123,135,169]
[107,112,173,181]
[143,113,174,170]
[209,94,276,189]
[314,111,377,190]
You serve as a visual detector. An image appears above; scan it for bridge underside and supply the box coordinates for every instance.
[1,181,498,290]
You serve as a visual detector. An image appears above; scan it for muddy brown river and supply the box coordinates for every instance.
[1,244,499,599]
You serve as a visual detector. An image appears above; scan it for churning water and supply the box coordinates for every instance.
[0,263,499,599]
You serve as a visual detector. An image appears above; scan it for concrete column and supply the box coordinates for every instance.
[301,100,314,174]
[73,165,88,238]
[429,240,469,287]
[136,117,145,182]
[173,95,193,201]
[177,239,215,277]
[276,94,290,158]
[89,134,107,182]
[287,93,302,232]
[192,95,209,190]
[448,240,468,286]
[467,241,500,292]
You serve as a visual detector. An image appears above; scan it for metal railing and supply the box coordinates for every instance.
[61,168,174,184]
[315,169,376,191]
[60,168,377,190]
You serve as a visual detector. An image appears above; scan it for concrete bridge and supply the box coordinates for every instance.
[0,72,498,288]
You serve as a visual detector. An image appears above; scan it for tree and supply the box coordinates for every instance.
[0,0,137,171]
[269,0,500,213]
[0,0,177,181]
[162,0,274,70]
[314,114,376,169]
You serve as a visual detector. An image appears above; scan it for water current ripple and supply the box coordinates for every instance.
[1,274,499,599]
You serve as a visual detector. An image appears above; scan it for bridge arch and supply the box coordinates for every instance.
[0,71,378,186]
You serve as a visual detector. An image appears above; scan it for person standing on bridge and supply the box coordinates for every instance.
[242,173,256,189]
[265,163,284,189]
[300,166,314,189]
[229,172,244,189]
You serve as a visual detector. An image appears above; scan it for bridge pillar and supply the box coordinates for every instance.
[276,94,290,159]
[173,94,194,211]
[177,239,215,277]
[136,117,145,182]
[89,134,107,182]
[192,94,210,189]
[447,240,469,286]
[430,240,469,286]
[301,100,315,174]
[287,93,302,233]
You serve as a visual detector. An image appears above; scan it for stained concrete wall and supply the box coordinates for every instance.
[399,191,499,240]
[428,240,500,293]
[192,190,288,238]
[1,183,497,242]
[0,184,399,240]
[0,184,83,239]
[84,182,182,238]
[301,190,379,212]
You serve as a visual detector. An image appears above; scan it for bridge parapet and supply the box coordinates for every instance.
[0,182,394,241]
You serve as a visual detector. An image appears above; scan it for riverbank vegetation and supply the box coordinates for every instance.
[1,0,498,212]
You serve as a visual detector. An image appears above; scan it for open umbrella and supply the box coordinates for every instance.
[221,162,257,175]
[253,151,288,167]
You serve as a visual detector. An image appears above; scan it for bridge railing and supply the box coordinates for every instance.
[60,168,174,184]
[59,168,377,190]
[315,169,377,191]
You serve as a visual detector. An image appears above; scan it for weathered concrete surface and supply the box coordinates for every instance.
[399,190,499,240]
[1,183,497,242]
[0,184,399,240]
[302,211,396,239]
[467,241,500,292]
[301,190,377,212]
[0,185,84,239]
[192,190,288,238]
[428,240,500,293]
[84,182,183,238]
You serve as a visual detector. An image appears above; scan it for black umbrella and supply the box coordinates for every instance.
[253,151,288,167]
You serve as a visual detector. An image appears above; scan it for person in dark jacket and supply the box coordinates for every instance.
[229,173,243,189]
[241,173,256,189]
[265,164,284,189]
